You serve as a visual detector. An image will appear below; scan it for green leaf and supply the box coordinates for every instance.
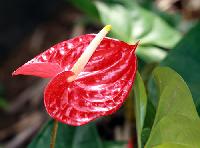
[136,46,167,63]
[29,120,103,148]
[161,22,200,115]
[136,0,154,9]
[95,1,131,42]
[143,99,156,129]
[145,67,200,148]
[152,67,199,127]
[141,128,151,148]
[94,1,181,62]
[153,143,193,148]
[70,0,181,63]
[146,115,200,148]
[133,72,147,148]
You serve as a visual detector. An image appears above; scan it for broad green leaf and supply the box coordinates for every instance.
[161,22,200,115]
[153,143,193,148]
[29,120,102,148]
[152,67,198,128]
[145,67,200,148]
[146,115,200,148]
[133,72,147,148]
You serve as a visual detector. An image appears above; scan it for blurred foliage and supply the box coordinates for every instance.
[70,0,99,20]
[95,1,180,47]
[29,121,103,148]
[136,0,181,28]
[70,0,181,63]
[0,97,8,109]
[29,120,126,148]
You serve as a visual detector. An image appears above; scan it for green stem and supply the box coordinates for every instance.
[50,120,58,148]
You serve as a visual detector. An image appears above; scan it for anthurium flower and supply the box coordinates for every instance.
[13,25,138,126]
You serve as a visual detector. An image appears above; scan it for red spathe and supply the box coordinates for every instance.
[13,34,138,126]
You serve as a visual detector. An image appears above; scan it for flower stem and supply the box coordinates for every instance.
[50,120,58,148]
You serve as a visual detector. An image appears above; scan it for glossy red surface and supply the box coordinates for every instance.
[13,34,138,126]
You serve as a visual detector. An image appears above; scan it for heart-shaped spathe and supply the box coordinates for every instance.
[13,34,137,126]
